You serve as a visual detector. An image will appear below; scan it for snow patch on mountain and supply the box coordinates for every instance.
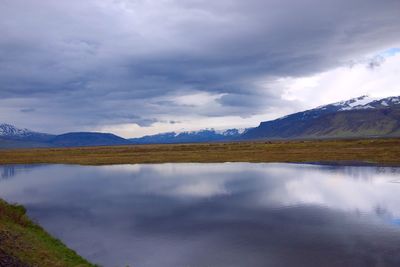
[273,95,400,123]
[215,128,247,136]
[320,95,400,112]
[335,95,376,110]
[0,123,34,137]
[171,128,246,137]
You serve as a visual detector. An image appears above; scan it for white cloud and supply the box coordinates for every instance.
[173,92,224,107]
[101,49,400,138]
[280,50,400,109]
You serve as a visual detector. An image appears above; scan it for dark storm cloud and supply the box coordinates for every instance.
[0,0,400,133]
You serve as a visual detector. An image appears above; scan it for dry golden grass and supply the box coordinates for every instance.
[1,138,400,166]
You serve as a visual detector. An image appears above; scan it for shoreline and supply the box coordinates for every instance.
[0,199,95,267]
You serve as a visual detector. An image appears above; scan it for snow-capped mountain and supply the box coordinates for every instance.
[0,123,42,138]
[243,95,400,140]
[0,123,55,148]
[0,123,130,148]
[273,95,400,123]
[130,128,246,144]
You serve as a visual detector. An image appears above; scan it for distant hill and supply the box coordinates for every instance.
[0,125,130,148]
[242,96,400,140]
[50,132,130,147]
[129,129,245,144]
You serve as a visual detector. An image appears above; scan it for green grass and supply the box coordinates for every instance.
[0,199,96,267]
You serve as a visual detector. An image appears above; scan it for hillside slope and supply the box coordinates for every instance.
[50,132,130,147]
[243,96,400,140]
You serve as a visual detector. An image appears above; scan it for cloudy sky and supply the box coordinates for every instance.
[0,0,399,137]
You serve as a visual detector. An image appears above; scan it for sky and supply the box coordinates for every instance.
[0,0,399,138]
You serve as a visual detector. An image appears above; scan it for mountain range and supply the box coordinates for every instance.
[0,127,130,149]
[129,129,244,144]
[1,95,399,148]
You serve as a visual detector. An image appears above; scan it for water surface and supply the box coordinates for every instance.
[1,163,400,267]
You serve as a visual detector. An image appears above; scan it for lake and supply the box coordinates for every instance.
[1,163,400,267]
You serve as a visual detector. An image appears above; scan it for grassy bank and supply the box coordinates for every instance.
[0,199,95,267]
[0,138,400,166]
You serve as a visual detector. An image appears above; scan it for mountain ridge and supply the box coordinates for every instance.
[0,125,130,148]
[1,95,400,148]
[129,128,246,144]
[242,95,400,140]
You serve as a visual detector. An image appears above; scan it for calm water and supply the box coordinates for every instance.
[1,163,400,267]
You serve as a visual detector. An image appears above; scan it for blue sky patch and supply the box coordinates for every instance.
[380,48,400,57]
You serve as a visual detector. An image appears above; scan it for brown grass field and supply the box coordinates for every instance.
[1,138,400,166]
